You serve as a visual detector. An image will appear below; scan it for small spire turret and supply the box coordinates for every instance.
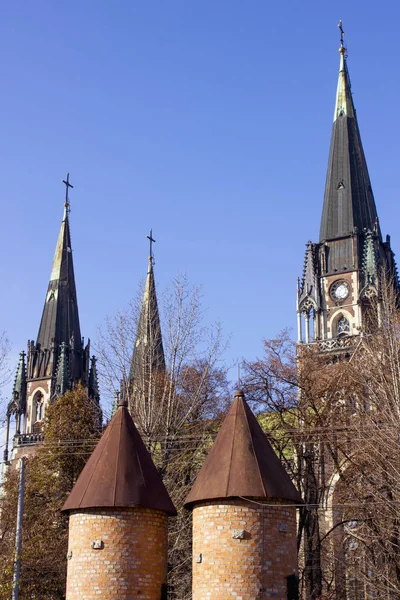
[8,351,27,415]
[88,356,100,405]
[54,341,70,398]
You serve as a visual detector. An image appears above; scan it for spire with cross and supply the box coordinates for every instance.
[338,20,345,49]
[62,173,73,215]
[147,229,156,264]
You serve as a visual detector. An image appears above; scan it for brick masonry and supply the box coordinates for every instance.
[66,508,168,600]
[192,498,297,600]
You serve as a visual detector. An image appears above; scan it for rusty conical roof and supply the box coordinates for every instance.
[62,401,176,515]
[184,391,302,507]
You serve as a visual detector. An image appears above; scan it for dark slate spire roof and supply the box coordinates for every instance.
[184,390,302,508]
[129,255,165,385]
[319,44,379,242]
[62,398,177,515]
[36,199,82,358]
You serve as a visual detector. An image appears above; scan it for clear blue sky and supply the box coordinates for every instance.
[1,1,400,403]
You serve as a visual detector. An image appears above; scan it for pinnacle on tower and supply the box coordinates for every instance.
[88,355,100,404]
[9,351,27,415]
[54,341,70,398]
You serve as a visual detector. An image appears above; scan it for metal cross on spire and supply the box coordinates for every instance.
[147,229,156,261]
[62,173,73,212]
[338,20,345,48]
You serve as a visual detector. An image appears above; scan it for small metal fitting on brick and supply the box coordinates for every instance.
[91,540,104,550]
[66,550,73,560]
[278,522,288,533]
[195,553,202,563]
[232,529,245,540]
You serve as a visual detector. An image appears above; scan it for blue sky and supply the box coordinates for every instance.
[1,1,400,405]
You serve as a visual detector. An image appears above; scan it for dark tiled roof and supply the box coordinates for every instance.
[62,400,177,515]
[184,391,302,508]
[319,50,379,242]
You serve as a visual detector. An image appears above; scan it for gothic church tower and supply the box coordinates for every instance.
[5,176,100,463]
[297,32,398,349]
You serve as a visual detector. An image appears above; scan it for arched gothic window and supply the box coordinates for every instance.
[337,316,350,336]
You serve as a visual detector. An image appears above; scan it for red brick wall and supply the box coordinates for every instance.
[66,508,168,600]
[192,498,297,600]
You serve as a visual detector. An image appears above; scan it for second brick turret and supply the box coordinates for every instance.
[185,390,302,600]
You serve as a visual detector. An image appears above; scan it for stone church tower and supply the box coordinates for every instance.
[4,176,100,463]
[296,26,399,600]
[297,33,398,348]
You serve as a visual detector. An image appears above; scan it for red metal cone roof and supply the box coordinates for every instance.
[62,402,177,515]
[184,391,302,508]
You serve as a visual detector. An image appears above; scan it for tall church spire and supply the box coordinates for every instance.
[129,231,165,387]
[127,231,165,423]
[36,174,82,361]
[320,25,379,242]
[298,24,398,348]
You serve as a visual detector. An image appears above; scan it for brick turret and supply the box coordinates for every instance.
[62,397,176,600]
[185,390,302,600]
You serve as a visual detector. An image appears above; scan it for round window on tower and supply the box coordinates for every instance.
[330,280,349,302]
